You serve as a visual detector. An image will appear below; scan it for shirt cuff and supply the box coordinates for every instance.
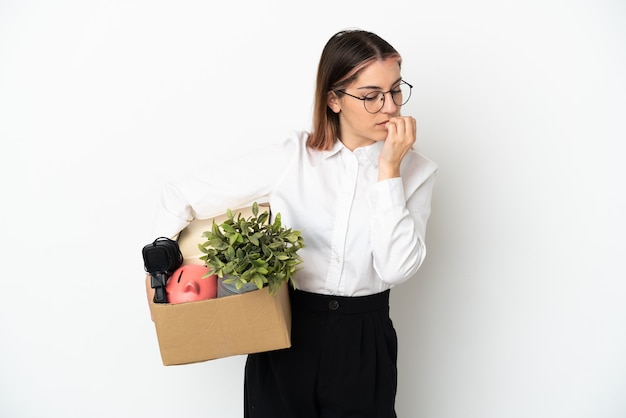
[368,177,406,210]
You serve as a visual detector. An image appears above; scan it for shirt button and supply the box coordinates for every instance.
[328,300,339,311]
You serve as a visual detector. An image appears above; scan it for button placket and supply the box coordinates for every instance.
[324,152,358,294]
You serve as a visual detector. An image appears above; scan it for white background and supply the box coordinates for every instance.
[1,0,625,417]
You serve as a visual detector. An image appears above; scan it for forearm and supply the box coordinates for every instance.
[368,173,436,284]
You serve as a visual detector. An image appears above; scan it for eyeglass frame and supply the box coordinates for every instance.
[334,80,413,114]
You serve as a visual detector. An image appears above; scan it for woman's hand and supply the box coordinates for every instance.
[146,274,155,322]
[378,116,417,180]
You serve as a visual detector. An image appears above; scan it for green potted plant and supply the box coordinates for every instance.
[198,202,304,296]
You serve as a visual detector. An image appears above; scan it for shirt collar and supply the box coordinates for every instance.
[319,140,344,160]
[320,140,382,168]
[358,141,383,168]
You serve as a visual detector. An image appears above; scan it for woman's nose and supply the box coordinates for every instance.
[380,91,398,113]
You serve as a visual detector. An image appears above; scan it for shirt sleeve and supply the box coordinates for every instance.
[150,134,299,239]
[367,157,438,285]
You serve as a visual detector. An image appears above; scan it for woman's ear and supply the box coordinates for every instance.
[327,91,341,114]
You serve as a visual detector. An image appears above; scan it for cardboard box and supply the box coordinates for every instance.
[148,280,291,366]
[147,205,292,366]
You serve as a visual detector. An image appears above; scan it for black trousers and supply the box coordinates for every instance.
[244,288,398,418]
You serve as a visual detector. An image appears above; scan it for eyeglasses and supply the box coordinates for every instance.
[335,80,413,114]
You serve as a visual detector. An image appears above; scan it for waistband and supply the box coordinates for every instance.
[290,288,390,314]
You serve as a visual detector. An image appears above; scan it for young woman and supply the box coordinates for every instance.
[150,29,437,417]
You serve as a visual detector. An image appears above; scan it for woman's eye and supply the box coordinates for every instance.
[364,92,383,101]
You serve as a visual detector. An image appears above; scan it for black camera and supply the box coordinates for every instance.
[142,237,183,303]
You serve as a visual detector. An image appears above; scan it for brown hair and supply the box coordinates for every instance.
[307,29,402,150]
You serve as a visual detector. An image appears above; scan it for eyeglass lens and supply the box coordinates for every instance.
[363,82,412,113]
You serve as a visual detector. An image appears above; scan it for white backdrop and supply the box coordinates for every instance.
[1,1,625,417]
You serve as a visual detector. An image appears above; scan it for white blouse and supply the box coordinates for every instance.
[152,130,438,297]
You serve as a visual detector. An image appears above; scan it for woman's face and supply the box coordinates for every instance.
[329,58,403,150]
